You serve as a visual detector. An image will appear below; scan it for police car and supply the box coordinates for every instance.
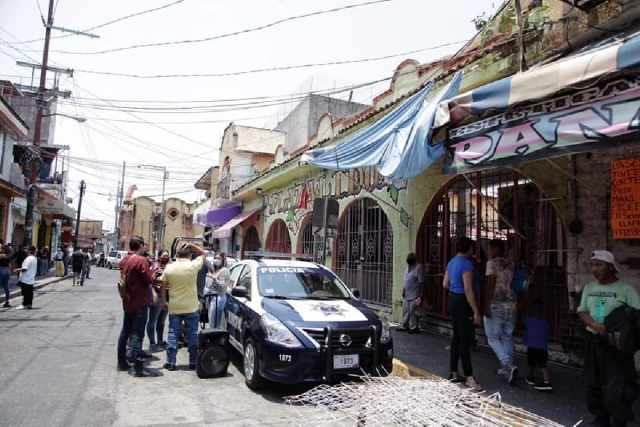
[220,252,393,389]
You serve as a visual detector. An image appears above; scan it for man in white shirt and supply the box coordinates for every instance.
[15,246,38,310]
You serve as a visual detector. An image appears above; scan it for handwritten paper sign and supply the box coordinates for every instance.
[611,157,640,239]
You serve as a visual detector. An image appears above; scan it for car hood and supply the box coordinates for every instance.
[261,298,379,325]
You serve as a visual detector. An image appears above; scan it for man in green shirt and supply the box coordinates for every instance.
[577,250,640,427]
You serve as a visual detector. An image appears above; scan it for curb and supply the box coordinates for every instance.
[0,276,70,304]
[392,358,440,380]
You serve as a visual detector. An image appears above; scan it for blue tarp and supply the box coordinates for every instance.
[307,71,463,180]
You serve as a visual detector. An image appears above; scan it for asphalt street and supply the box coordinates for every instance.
[0,267,319,427]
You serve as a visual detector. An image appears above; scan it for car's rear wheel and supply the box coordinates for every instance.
[243,337,266,390]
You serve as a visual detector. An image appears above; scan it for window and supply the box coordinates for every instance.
[168,208,179,221]
[229,264,245,288]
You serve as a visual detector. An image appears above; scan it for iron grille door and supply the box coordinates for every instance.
[265,219,292,253]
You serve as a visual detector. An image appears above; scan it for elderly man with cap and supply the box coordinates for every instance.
[577,250,640,427]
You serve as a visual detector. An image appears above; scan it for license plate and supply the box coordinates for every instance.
[333,354,359,369]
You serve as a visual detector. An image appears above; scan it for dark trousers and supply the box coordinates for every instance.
[20,283,34,307]
[585,333,638,426]
[448,292,474,377]
[117,307,149,372]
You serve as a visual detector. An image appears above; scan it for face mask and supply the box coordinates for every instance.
[160,257,169,265]
[406,259,415,266]
[213,259,222,267]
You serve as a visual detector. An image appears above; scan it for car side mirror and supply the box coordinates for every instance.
[231,286,248,298]
[351,288,360,299]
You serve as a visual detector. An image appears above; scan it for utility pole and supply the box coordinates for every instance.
[137,165,167,250]
[115,162,126,249]
[73,180,86,249]
[21,0,97,247]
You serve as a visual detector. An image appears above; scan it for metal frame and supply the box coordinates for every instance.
[334,198,393,306]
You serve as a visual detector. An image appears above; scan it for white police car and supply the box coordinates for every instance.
[220,252,393,389]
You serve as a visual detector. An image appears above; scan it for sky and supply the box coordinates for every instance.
[0,0,496,230]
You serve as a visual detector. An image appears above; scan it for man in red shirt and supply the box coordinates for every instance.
[117,236,161,377]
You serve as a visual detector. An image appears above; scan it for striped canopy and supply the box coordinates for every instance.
[435,31,640,129]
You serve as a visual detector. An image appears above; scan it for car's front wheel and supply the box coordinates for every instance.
[107,262,112,270]
[243,337,266,390]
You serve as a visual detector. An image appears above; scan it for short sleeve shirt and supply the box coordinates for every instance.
[446,255,476,295]
[403,264,424,300]
[577,280,640,333]
[486,257,515,310]
[160,256,204,314]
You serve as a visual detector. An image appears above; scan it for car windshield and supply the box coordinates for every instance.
[257,266,350,299]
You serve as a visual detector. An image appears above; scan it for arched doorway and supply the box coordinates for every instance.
[242,226,261,258]
[417,169,572,351]
[297,214,324,263]
[265,219,291,253]
[335,198,393,306]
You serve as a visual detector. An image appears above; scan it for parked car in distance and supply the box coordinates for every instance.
[106,251,128,270]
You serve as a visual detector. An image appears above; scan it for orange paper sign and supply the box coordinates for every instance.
[611,157,640,239]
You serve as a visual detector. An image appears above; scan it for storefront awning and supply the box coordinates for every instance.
[36,198,76,219]
[436,31,640,129]
[212,208,260,239]
[438,31,640,175]
[194,205,242,227]
[303,71,463,180]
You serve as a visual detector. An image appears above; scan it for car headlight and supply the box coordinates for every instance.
[379,318,391,344]
[260,313,303,347]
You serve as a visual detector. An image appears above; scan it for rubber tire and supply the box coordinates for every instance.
[243,337,266,390]
[108,263,112,270]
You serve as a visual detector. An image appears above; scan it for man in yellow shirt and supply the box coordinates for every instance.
[577,250,640,427]
[160,242,205,371]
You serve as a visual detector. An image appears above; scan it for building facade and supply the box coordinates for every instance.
[215,0,640,368]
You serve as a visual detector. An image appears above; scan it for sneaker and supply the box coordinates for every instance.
[533,381,553,391]
[158,341,168,350]
[117,363,131,372]
[15,305,25,310]
[25,305,32,310]
[133,369,160,378]
[164,363,176,371]
[464,376,485,392]
[447,372,465,383]
[525,376,535,386]
[2,302,10,308]
[505,363,518,385]
[497,367,507,377]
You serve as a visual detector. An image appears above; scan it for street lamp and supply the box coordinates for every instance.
[137,165,168,250]
[41,113,87,123]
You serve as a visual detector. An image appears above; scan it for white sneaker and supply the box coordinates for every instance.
[15,305,25,310]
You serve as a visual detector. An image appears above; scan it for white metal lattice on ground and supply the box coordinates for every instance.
[285,374,570,427]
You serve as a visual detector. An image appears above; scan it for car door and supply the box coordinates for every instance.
[221,263,249,352]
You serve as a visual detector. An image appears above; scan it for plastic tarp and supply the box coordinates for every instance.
[212,208,261,239]
[305,71,464,180]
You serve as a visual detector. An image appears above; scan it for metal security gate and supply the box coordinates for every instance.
[242,226,261,258]
[335,198,393,306]
[416,169,576,353]
[265,219,291,253]
[298,214,324,263]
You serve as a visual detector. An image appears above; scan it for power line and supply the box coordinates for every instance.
[74,41,466,79]
[48,0,396,55]
[14,0,187,45]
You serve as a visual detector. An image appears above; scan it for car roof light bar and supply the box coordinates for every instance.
[245,251,314,261]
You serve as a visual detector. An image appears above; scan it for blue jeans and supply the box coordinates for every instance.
[167,311,199,365]
[147,296,168,345]
[117,307,149,372]
[207,293,227,328]
[484,308,517,366]
[82,264,91,280]
[0,267,10,302]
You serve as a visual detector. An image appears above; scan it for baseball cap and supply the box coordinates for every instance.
[591,250,619,273]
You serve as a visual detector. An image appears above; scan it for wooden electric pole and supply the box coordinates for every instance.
[73,181,86,249]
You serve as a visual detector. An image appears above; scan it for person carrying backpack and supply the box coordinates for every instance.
[577,250,640,427]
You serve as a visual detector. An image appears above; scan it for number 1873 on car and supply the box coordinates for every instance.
[333,354,359,369]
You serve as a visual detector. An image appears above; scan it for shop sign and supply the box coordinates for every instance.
[611,157,640,239]
[443,77,640,174]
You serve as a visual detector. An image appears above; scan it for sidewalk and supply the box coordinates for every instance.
[391,327,640,426]
[0,269,70,304]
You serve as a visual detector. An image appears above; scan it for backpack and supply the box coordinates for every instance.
[604,304,640,354]
[511,262,532,293]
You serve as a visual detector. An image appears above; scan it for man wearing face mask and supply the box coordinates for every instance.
[397,252,424,334]
[147,249,171,351]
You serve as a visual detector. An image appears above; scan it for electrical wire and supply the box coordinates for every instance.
[15,0,187,45]
[49,0,397,55]
[74,41,467,79]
